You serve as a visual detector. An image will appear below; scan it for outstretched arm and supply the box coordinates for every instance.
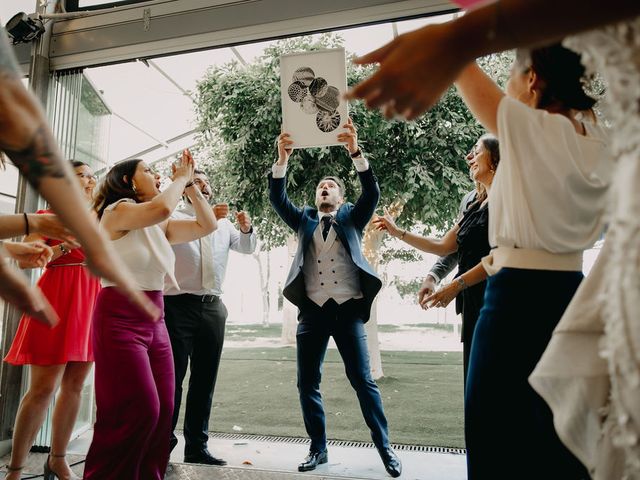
[347,0,640,120]
[0,30,158,320]
[269,133,303,232]
[166,183,217,244]
[339,119,379,231]
[373,210,459,257]
[0,213,75,243]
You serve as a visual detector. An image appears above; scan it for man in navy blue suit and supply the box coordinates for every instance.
[268,119,401,478]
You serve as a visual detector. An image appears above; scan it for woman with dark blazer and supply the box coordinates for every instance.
[374,134,499,385]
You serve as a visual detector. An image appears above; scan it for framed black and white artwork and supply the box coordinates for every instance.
[280,48,348,149]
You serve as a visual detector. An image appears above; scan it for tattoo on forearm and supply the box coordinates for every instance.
[0,29,68,188]
[1,125,66,188]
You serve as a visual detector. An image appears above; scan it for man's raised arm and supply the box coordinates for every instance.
[268,132,303,232]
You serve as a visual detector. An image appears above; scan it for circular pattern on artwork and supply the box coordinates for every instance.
[314,86,340,113]
[309,77,328,97]
[287,66,342,133]
[292,67,315,87]
[300,95,318,114]
[288,81,307,102]
[316,110,341,133]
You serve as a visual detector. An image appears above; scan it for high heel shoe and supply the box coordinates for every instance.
[44,453,80,480]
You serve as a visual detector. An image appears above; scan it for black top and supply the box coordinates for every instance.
[454,200,491,342]
[456,200,490,276]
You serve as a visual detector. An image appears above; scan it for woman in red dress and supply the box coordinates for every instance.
[4,161,101,480]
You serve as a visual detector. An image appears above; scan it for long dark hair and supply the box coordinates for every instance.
[516,44,595,111]
[93,159,142,218]
[475,134,500,205]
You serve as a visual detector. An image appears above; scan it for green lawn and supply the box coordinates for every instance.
[177,347,464,448]
[226,324,283,339]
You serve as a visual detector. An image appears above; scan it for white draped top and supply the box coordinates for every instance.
[490,96,612,253]
[100,199,178,291]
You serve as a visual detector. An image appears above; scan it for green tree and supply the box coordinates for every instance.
[193,34,512,246]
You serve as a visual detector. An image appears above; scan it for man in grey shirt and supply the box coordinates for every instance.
[165,169,257,465]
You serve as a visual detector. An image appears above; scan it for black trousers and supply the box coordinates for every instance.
[297,298,390,452]
[164,294,227,455]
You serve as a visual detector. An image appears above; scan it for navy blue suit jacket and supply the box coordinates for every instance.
[268,167,383,322]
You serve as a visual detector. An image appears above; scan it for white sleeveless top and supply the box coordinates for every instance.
[100,199,179,291]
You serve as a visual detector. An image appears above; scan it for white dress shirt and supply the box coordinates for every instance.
[164,204,257,296]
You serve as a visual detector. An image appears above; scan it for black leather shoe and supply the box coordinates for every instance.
[298,449,328,472]
[378,447,402,478]
[184,449,227,466]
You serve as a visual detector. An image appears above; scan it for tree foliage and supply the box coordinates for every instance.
[193,33,513,249]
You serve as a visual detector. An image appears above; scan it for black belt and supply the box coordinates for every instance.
[182,293,220,303]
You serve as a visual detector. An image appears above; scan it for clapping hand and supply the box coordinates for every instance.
[236,211,252,233]
[172,149,196,182]
[213,203,229,220]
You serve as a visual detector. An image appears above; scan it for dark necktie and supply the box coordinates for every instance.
[321,215,332,241]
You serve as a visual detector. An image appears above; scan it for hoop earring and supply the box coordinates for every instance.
[132,183,138,194]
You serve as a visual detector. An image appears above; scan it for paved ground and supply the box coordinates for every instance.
[0,431,467,480]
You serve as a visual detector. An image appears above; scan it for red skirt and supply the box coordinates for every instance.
[4,264,101,365]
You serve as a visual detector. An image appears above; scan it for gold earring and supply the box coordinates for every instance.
[132,183,138,194]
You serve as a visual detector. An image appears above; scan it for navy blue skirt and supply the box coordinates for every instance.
[464,268,590,480]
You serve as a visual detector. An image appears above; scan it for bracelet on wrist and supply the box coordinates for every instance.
[184,181,195,188]
[350,148,362,159]
[59,244,69,256]
[456,277,467,291]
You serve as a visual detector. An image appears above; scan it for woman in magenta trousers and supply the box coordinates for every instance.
[84,151,216,480]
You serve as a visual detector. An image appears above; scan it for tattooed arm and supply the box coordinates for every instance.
[0,29,159,320]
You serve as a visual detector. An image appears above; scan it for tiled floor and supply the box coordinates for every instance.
[0,431,467,480]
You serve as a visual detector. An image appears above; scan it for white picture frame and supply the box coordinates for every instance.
[280,48,348,149]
